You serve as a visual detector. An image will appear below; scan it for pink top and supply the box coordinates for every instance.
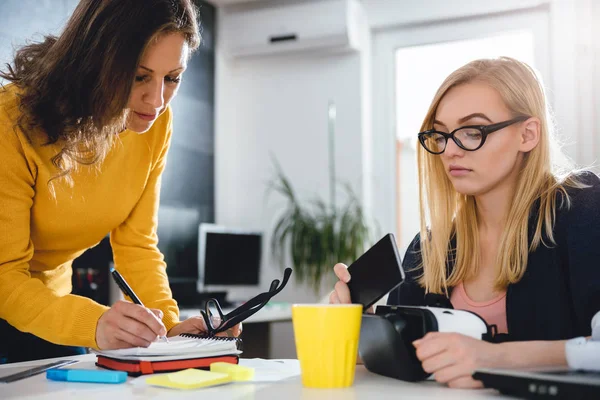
[450,282,508,334]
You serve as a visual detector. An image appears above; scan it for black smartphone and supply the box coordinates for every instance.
[346,233,405,311]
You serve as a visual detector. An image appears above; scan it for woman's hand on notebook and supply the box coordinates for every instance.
[167,316,242,338]
[329,263,375,313]
[95,300,168,350]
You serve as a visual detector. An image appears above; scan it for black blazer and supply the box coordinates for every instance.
[387,171,600,342]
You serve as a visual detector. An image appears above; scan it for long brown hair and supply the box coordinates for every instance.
[1,0,200,185]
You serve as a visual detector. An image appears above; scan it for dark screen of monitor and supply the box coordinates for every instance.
[157,207,200,282]
[204,233,261,285]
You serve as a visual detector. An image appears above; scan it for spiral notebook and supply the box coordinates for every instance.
[94,334,242,361]
[94,334,243,376]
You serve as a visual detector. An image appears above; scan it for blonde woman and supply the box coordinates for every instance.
[330,57,600,388]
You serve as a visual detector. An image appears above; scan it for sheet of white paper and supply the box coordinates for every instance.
[239,358,301,382]
[129,358,301,386]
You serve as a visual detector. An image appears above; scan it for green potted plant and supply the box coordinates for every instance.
[268,102,373,293]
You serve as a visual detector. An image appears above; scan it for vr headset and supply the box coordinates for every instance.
[359,305,494,382]
[348,234,495,382]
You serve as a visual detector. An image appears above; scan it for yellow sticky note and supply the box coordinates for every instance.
[210,362,255,381]
[146,368,231,390]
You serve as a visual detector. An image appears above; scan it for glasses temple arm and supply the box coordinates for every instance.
[223,268,293,317]
[215,268,293,332]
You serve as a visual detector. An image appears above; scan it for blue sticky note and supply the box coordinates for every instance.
[46,368,127,384]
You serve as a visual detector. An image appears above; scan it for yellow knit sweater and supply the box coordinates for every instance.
[0,84,179,349]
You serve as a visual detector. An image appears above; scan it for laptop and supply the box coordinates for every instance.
[473,367,600,399]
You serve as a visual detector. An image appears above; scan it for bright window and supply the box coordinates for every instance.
[396,31,535,143]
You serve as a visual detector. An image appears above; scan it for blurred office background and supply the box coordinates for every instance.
[1,0,598,358]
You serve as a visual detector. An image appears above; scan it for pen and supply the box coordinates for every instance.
[109,267,169,343]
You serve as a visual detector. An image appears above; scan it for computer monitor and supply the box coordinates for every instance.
[197,223,262,302]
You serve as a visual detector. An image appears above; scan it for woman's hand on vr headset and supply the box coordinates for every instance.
[413,332,499,389]
[328,263,374,313]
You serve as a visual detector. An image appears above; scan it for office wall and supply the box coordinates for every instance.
[363,0,548,31]
[215,1,372,358]
[215,52,366,291]
[0,0,77,65]
[215,51,368,359]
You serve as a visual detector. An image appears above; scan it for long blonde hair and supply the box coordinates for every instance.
[417,57,581,294]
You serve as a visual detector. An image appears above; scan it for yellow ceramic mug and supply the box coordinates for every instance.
[292,304,362,388]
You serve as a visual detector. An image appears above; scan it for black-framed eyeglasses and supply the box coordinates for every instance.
[417,116,529,154]
[199,268,293,336]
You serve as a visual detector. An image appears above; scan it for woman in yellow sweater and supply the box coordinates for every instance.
[0,0,237,363]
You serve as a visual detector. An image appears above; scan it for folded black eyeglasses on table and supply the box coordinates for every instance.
[198,267,293,337]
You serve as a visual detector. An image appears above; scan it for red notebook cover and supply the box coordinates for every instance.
[96,354,239,376]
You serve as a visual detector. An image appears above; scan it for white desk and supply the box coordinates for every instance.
[180,303,292,359]
[0,354,515,399]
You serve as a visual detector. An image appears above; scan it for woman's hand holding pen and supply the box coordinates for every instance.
[101,267,240,348]
[95,300,168,350]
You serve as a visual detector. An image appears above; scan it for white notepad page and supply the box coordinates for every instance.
[93,335,239,358]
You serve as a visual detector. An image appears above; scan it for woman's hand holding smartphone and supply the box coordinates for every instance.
[328,234,405,312]
[329,263,375,313]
